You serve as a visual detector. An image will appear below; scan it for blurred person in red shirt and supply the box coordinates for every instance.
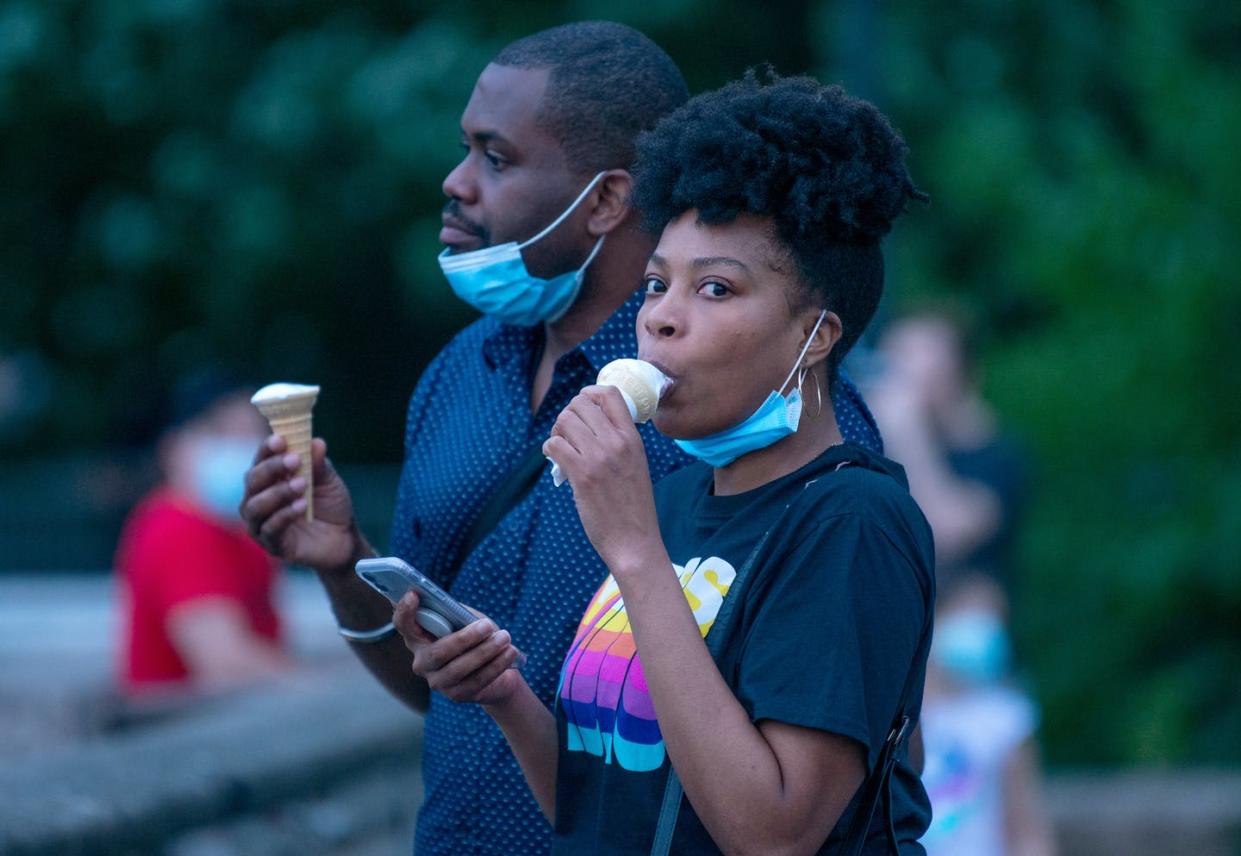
[116,372,290,696]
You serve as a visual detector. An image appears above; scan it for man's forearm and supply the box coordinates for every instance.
[317,532,430,712]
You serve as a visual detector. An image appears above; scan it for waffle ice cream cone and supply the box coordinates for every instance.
[596,359,668,423]
[251,383,320,521]
[549,359,670,486]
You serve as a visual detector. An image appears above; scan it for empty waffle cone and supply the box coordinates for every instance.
[251,383,320,521]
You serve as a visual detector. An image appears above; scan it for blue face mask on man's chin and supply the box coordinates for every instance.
[438,172,607,327]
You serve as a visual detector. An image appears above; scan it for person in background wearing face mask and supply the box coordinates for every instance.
[241,21,884,856]
[871,307,1050,854]
[396,73,934,855]
[116,373,289,697]
[919,574,1057,856]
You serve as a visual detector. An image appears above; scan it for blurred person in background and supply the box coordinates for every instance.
[918,573,1056,856]
[241,21,884,856]
[116,371,290,697]
[872,309,1053,854]
[870,307,1027,589]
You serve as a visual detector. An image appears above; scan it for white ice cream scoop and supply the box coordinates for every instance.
[596,358,668,422]
[251,383,320,520]
[550,359,670,487]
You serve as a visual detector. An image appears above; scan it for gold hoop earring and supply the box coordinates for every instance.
[797,366,824,416]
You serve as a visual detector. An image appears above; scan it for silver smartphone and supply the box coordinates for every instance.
[355,556,525,668]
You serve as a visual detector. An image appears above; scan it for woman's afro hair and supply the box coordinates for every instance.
[632,70,927,371]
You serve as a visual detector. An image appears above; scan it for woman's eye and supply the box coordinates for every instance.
[697,280,730,298]
[643,276,667,295]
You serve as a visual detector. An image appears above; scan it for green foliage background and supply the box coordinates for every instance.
[2,0,1238,767]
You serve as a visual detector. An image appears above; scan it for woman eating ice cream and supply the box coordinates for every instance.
[393,71,935,855]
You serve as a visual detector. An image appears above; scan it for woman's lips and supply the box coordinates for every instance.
[641,358,678,398]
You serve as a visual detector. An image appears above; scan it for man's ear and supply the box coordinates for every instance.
[801,310,843,372]
[586,170,635,237]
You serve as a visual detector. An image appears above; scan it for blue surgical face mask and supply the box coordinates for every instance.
[674,311,826,468]
[438,172,607,326]
[932,610,1011,686]
[189,438,257,522]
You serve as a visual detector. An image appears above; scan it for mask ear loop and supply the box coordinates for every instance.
[544,234,607,324]
[578,234,606,271]
[778,310,828,397]
[517,171,609,250]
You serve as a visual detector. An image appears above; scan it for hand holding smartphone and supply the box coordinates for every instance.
[356,556,526,669]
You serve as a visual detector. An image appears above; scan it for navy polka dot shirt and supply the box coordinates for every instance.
[389,289,882,856]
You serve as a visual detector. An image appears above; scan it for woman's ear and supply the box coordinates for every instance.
[801,310,843,371]
[586,170,635,237]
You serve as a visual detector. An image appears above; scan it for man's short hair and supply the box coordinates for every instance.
[492,21,689,176]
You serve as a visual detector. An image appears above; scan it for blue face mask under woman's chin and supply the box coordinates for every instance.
[673,310,826,468]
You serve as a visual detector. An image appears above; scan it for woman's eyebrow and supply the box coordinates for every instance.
[691,256,750,272]
[647,253,751,273]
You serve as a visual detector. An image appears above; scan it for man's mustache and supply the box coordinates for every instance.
[442,201,490,244]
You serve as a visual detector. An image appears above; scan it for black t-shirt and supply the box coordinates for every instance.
[552,443,935,855]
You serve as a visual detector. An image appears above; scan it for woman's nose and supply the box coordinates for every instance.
[642,295,681,339]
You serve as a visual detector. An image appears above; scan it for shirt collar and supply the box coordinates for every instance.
[578,287,643,373]
[480,287,644,373]
[480,318,537,371]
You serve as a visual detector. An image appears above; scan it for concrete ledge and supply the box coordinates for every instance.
[0,666,422,856]
[3,660,1240,856]
[1049,769,1241,856]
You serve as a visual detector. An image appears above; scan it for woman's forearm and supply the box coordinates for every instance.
[613,553,829,855]
[484,680,560,823]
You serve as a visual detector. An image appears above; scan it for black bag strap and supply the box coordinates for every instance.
[838,607,933,856]
[650,515,787,856]
[650,467,847,856]
[442,443,549,588]
[650,460,932,856]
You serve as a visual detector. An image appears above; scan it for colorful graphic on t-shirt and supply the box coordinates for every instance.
[557,556,736,772]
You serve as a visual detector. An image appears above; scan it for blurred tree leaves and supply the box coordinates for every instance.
[863,0,1241,765]
[1,0,1237,766]
[0,1,492,451]
[0,0,815,453]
